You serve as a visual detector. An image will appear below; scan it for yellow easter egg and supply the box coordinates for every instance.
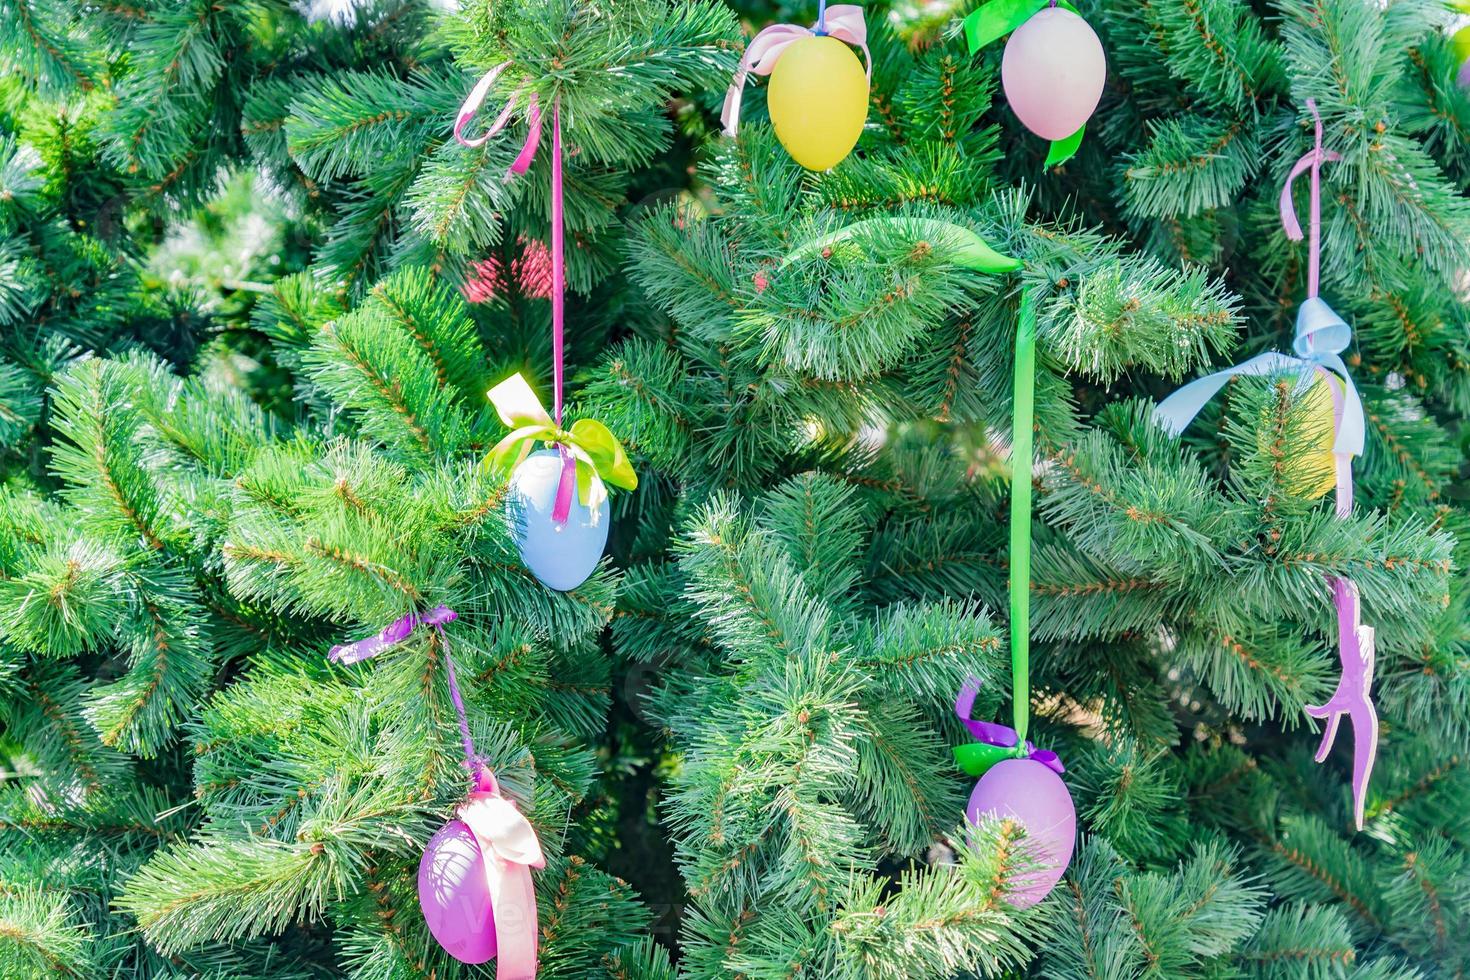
[1258,372,1343,499]
[767,35,869,171]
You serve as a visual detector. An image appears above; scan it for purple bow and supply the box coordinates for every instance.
[955,677,1064,774]
[329,606,487,783]
[328,605,459,665]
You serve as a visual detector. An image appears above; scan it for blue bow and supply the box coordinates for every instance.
[1156,98,1362,460]
[1152,297,1363,458]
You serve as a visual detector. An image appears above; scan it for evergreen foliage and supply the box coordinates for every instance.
[0,0,1467,977]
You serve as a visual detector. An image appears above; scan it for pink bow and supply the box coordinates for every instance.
[1278,98,1341,301]
[454,60,544,178]
[458,771,546,980]
[721,5,871,136]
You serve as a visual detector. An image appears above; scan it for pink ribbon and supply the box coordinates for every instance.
[458,769,546,980]
[455,64,576,524]
[1279,98,1342,302]
[1281,99,1377,831]
[454,61,543,176]
[721,4,871,137]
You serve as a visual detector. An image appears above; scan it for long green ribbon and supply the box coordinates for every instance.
[1010,288,1037,743]
[962,0,1086,168]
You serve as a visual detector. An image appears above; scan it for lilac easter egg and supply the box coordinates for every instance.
[507,449,610,592]
[419,818,497,964]
[966,758,1076,907]
[1001,7,1107,142]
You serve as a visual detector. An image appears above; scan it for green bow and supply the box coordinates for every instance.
[485,373,638,510]
[962,0,1086,168]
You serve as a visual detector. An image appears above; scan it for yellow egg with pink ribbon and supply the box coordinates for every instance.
[722,2,872,171]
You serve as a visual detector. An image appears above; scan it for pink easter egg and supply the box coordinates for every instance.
[966,757,1076,907]
[419,818,497,964]
[1001,7,1107,142]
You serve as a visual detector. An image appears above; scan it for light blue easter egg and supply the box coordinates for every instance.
[506,449,609,591]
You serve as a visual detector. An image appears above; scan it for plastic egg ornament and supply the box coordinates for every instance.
[966,757,1076,907]
[1257,370,1344,500]
[1001,6,1107,141]
[507,449,609,591]
[767,35,869,170]
[419,819,497,964]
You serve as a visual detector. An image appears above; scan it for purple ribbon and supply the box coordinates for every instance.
[955,677,1064,774]
[329,606,483,780]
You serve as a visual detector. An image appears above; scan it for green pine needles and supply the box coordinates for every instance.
[0,0,1468,977]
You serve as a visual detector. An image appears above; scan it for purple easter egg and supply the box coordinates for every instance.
[966,758,1076,907]
[419,819,497,964]
[1001,7,1106,142]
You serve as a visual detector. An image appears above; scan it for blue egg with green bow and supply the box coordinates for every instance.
[506,449,609,592]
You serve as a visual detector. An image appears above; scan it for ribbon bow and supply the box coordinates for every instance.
[486,373,637,524]
[952,677,1064,777]
[454,60,544,176]
[721,4,871,136]
[1154,100,1361,462]
[329,605,458,665]
[457,769,546,980]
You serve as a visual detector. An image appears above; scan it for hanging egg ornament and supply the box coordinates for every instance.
[419,819,498,964]
[767,35,869,170]
[507,449,609,592]
[418,772,545,969]
[1256,370,1345,500]
[966,757,1076,907]
[1001,6,1106,141]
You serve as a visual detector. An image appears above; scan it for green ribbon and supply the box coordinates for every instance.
[962,0,1086,168]
[780,218,1022,273]
[1010,288,1037,743]
[954,739,1019,776]
[484,373,638,510]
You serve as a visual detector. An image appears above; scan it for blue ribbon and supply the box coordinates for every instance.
[1153,296,1364,458]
